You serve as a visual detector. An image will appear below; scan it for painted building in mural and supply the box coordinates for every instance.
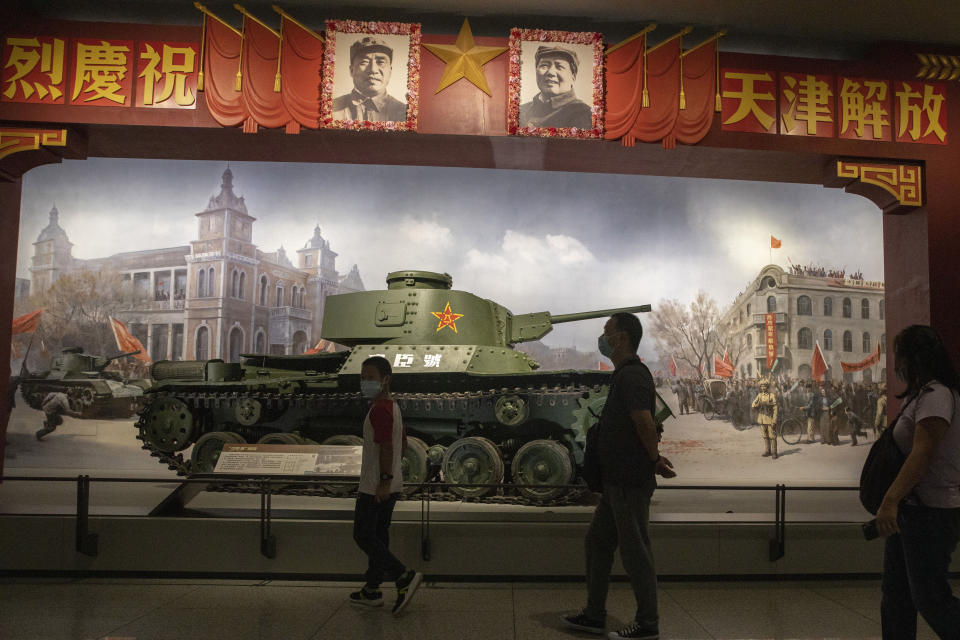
[721,264,886,383]
[27,167,365,362]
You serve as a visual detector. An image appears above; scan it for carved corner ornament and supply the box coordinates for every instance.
[825,159,923,215]
[0,128,68,161]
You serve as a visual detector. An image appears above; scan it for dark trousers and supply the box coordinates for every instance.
[584,484,659,629]
[353,492,405,589]
[881,504,960,639]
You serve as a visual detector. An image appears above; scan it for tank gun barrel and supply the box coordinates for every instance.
[102,350,141,365]
[510,304,652,344]
[550,305,651,324]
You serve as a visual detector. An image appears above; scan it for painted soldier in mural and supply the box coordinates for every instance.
[332,37,407,122]
[845,406,868,446]
[874,383,888,435]
[36,389,82,441]
[752,379,779,459]
[519,45,592,129]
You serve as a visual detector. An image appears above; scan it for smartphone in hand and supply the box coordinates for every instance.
[862,519,879,541]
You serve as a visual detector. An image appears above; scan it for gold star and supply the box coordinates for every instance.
[423,19,507,96]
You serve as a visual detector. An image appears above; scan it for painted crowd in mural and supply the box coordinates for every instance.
[2,157,887,489]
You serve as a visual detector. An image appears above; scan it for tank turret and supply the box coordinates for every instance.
[320,270,650,375]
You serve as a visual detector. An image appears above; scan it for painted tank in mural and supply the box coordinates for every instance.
[137,270,672,501]
[20,347,152,419]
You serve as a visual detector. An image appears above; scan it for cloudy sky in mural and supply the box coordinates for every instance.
[18,158,883,356]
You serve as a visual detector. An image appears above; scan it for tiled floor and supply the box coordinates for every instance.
[0,576,952,640]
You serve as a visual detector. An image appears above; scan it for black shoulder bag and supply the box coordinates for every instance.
[858,390,927,515]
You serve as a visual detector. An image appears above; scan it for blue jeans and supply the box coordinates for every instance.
[881,504,960,639]
[584,484,659,629]
[353,492,406,589]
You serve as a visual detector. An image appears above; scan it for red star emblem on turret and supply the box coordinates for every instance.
[432,302,464,333]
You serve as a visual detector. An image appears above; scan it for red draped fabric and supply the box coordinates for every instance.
[671,42,716,146]
[603,35,645,141]
[280,17,323,130]
[241,18,293,132]
[203,16,250,128]
[630,39,680,148]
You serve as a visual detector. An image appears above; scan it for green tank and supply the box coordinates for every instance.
[136,270,672,501]
[20,347,151,418]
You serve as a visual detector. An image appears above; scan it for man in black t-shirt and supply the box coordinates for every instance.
[564,313,676,640]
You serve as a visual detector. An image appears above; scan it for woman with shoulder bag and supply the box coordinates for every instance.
[876,325,960,640]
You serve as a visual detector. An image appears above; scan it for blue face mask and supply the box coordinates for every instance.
[598,334,613,358]
[360,380,382,399]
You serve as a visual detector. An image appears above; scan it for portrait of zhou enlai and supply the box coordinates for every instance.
[518,44,593,129]
[331,35,409,123]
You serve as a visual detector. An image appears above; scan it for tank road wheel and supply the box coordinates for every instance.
[235,397,263,426]
[426,444,447,468]
[320,434,363,497]
[511,439,575,502]
[140,396,195,452]
[190,431,246,473]
[495,395,529,426]
[256,432,305,445]
[401,437,429,496]
[442,436,504,498]
[79,388,96,407]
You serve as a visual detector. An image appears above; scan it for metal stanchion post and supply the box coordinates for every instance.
[75,474,98,557]
[260,478,277,559]
[420,481,432,561]
[769,483,786,561]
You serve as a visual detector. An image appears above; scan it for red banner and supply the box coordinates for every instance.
[668,39,716,147]
[11,309,42,334]
[279,15,324,130]
[764,313,777,370]
[240,16,291,132]
[841,343,882,373]
[109,317,151,364]
[202,13,250,128]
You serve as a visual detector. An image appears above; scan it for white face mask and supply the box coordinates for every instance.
[360,380,382,399]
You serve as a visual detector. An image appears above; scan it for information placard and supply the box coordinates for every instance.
[214,444,362,476]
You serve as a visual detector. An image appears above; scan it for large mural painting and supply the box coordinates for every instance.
[6,158,885,491]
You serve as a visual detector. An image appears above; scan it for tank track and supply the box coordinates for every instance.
[135,378,605,506]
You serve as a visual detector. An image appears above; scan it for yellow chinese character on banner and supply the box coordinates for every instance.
[3,37,65,101]
[782,74,833,135]
[72,40,130,104]
[896,82,946,143]
[722,71,775,130]
[139,43,195,106]
[839,79,889,139]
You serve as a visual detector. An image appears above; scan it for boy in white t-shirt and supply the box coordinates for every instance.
[349,356,422,615]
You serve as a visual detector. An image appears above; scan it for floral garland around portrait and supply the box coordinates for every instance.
[507,28,604,139]
[320,20,421,131]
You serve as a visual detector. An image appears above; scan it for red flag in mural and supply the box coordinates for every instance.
[723,349,733,368]
[841,343,882,373]
[305,339,336,354]
[669,355,677,377]
[109,317,151,364]
[11,309,42,334]
[771,235,782,248]
[278,11,324,130]
[598,360,612,371]
[714,354,734,378]
[811,341,828,381]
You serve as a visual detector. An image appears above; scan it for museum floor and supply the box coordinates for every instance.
[0,576,954,639]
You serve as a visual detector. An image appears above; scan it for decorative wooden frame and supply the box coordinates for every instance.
[507,28,603,138]
[320,20,421,132]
